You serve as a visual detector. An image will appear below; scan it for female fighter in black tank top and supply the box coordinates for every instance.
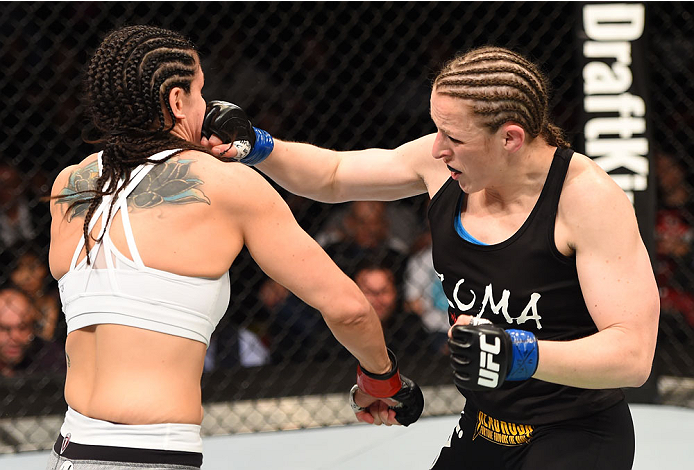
[428,148,624,425]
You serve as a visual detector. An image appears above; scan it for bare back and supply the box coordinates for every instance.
[49,150,243,425]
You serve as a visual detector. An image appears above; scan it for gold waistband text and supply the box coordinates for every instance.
[473,411,534,446]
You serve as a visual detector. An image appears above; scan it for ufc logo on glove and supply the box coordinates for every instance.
[448,324,538,390]
[478,334,502,388]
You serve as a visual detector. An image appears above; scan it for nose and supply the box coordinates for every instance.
[432,131,452,161]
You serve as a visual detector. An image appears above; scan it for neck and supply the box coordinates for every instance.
[481,142,557,208]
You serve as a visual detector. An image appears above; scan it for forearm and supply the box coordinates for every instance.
[256,140,344,202]
[533,327,655,389]
[256,138,430,203]
[320,298,392,375]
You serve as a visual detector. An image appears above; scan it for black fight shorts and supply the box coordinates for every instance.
[430,399,634,470]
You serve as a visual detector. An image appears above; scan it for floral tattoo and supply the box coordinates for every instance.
[57,159,210,220]
[57,161,99,220]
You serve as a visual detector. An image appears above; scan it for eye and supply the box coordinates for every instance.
[447,134,462,144]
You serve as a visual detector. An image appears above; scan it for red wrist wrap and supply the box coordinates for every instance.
[356,349,402,398]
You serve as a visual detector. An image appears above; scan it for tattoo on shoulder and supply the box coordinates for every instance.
[129,159,210,209]
[56,159,210,219]
[65,352,70,368]
[57,161,99,221]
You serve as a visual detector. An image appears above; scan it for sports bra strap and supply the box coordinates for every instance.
[114,149,181,268]
[69,196,110,270]
[70,149,182,271]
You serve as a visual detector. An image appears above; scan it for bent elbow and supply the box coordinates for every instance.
[629,360,653,388]
[623,347,655,388]
[322,294,372,329]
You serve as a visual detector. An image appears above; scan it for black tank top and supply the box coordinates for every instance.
[428,148,624,424]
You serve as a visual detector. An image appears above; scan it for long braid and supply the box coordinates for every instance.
[433,46,570,148]
[57,25,212,263]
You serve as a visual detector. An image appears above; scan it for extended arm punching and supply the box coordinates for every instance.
[201,100,440,202]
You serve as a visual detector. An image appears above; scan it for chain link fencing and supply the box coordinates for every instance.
[1,1,693,454]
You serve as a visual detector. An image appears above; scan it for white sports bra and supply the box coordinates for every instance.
[58,149,230,347]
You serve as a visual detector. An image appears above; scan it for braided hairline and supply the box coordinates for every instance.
[456,47,569,147]
[450,47,542,77]
[438,89,539,136]
[434,46,566,146]
[127,46,196,131]
[135,52,193,131]
[89,29,196,131]
[436,57,547,109]
[436,77,543,115]
[437,66,546,106]
[436,76,545,136]
[445,61,542,93]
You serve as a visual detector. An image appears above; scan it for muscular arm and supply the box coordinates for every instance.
[222,164,392,374]
[533,162,660,389]
[247,134,444,202]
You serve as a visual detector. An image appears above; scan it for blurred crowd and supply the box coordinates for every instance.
[0,163,65,379]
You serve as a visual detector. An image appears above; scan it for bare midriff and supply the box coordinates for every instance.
[64,324,207,425]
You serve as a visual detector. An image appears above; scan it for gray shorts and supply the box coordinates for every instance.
[47,408,203,469]
[46,449,200,470]
[46,434,202,470]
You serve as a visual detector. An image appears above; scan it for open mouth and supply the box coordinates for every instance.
[447,165,462,178]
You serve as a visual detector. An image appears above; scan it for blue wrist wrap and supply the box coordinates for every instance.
[505,330,538,381]
[241,127,274,166]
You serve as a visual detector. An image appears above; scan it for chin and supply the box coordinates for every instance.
[458,180,483,195]
[456,179,470,193]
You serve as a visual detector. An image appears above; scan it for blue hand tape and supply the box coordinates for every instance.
[505,329,538,381]
[241,127,274,166]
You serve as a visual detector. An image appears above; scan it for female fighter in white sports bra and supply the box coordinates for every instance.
[47,25,422,470]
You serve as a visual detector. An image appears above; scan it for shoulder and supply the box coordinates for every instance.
[181,150,271,188]
[178,150,282,207]
[397,134,450,196]
[559,151,639,244]
[50,153,99,197]
[561,152,633,211]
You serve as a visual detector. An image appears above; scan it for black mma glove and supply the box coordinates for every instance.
[350,349,424,426]
[201,100,274,165]
[448,324,538,391]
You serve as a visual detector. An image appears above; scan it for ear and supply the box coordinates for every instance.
[167,86,186,120]
[501,123,525,153]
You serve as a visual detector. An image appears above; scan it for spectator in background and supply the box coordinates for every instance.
[354,262,439,359]
[0,164,38,251]
[655,151,694,216]
[9,248,62,341]
[404,231,451,353]
[654,151,694,328]
[205,327,270,372]
[317,200,424,251]
[259,259,443,367]
[0,287,64,378]
[208,277,273,371]
[260,277,344,364]
[257,200,429,365]
[319,201,410,286]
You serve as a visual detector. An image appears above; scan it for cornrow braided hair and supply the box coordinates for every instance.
[433,46,570,149]
[58,25,212,264]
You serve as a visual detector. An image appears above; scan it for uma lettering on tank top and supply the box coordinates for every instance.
[428,148,623,424]
[58,149,230,347]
